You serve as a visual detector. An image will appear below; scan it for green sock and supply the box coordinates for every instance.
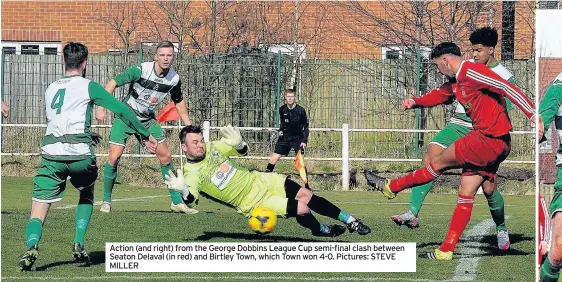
[409,181,433,216]
[337,210,355,224]
[25,218,43,248]
[541,257,561,282]
[74,204,93,245]
[103,162,117,202]
[161,162,183,205]
[486,190,507,231]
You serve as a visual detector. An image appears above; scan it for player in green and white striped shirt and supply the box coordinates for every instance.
[539,72,562,282]
[96,41,197,214]
[389,27,515,251]
[18,42,158,272]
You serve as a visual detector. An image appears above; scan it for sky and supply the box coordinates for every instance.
[537,9,562,58]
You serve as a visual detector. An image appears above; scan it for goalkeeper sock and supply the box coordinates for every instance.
[296,213,321,233]
[266,163,275,172]
[390,164,440,193]
[541,257,561,282]
[75,187,93,245]
[320,224,330,234]
[103,162,117,202]
[486,189,507,231]
[337,210,356,224]
[409,181,433,216]
[24,218,43,248]
[439,195,473,252]
[307,195,341,220]
[161,162,183,205]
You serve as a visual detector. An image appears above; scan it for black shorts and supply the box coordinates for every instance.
[274,137,302,156]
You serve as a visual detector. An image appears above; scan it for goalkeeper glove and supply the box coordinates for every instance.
[220,124,246,150]
[164,169,190,200]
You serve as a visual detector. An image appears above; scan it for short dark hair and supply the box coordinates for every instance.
[469,27,498,47]
[430,42,462,59]
[156,41,175,52]
[63,42,88,70]
[179,125,203,144]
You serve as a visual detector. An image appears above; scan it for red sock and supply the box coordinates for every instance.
[439,195,474,252]
[389,164,440,193]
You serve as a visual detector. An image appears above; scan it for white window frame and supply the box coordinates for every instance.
[259,43,307,60]
[382,46,431,60]
[1,41,61,55]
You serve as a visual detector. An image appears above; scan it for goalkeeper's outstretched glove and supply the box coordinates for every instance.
[220,124,246,150]
[164,169,190,200]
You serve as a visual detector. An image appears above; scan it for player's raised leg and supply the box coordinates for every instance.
[101,143,125,213]
[420,174,482,260]
[393,144,444,228]
[482,178,509,250]
[155,140,198,214]
[366,142,460,199]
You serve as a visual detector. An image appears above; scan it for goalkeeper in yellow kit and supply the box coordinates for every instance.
[164,125,371,237]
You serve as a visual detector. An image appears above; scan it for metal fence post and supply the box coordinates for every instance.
[1,50,4,126]
[414,50,421,156]
[342,123,350,191]
[275,51,281,128]
[203,120,211,142]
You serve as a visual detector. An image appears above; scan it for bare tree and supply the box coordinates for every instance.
[89,2,138,55]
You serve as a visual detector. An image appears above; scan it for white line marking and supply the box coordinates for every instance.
[1,276,438,281]
[55,196,168,210]
[452,216,510,281]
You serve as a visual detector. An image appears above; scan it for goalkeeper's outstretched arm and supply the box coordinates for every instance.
[165,169,199,207]
[215,125,249,157]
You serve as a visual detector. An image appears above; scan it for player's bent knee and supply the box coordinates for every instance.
[296,201,311,216]
[158,150,172,164]
[295,188,312,203]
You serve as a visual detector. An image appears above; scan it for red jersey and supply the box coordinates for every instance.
[412,61,535,137]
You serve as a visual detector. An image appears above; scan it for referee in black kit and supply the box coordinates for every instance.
[266,89,309,172]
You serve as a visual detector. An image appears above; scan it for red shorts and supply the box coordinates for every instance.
[454,131,511,181]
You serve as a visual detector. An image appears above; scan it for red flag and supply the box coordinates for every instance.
[157,103,179,124]
[294,149,309,188]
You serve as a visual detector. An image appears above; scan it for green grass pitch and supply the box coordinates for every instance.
[1,176,535,281]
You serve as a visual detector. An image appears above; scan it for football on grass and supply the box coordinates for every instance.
[248,207,277,234]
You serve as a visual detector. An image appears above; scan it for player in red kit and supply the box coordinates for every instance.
[365,42,540,260]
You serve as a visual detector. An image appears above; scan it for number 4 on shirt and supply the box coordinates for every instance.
[51,88,65,114]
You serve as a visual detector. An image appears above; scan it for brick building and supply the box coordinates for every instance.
[0,1,538,59]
